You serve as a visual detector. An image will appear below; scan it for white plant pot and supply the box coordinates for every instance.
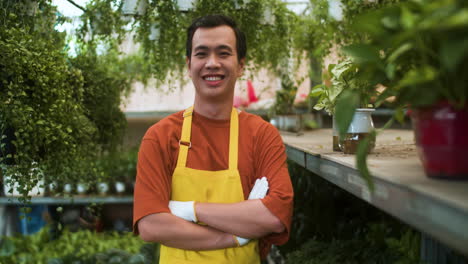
[282,115,301,132]
[122,0,147,16]
[234,0,251,9]
[270,116,280,129]
[63,183,73,194]
[149,24,160,41]
[48,181,58,195]
[115,181,126,194]
[332,115,341,151]
[177,0,196,11]
[3,168,44,197]
[97,182,109,195]
[76,183,87,195]
[342,108,376,154]
[261,7,275,25]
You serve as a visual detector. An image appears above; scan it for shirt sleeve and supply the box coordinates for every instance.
[133,132,173,234]
[256,123,294,246]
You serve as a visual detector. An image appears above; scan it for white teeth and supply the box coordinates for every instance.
[205,76,222,81]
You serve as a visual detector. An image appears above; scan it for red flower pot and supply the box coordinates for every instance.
[411,102,468,179]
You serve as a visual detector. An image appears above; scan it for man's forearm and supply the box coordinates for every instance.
[195,199,285,238]
[138,212,237,250]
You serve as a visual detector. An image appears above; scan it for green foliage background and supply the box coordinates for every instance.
[0,228,158,264]
[281,162,420,264]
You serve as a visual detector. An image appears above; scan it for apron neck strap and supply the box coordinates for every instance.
[176,106,194,168]
[176,106,239,170]
[228,108,238,170]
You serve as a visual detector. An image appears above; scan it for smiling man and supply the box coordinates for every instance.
[133,15,293,264]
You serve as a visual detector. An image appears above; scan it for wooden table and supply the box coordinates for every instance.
[282,129,468,258]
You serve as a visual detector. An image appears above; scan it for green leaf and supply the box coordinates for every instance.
[400,6,416,29]
[342,44,381,64]
[398,66,437,88]
[356,130,377,192]
[394,107,406,124]
[353,10,386,35]
[387,43,413,63]
[440,9,468,29]
[440,37,468,72]
[0,238,15,257]
[310,84,324,97]
[335,90,359,138]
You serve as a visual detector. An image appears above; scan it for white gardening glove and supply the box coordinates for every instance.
[168,201,197,222]
[235,177,270,247]
[248,177,269,200]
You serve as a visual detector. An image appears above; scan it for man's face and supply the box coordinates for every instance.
[187,25,245,103]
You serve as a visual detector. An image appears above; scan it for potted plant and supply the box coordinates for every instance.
[341,0,468,179]
[270,75,303,133]
[311,59,377,153]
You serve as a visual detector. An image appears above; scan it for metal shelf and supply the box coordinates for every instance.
[0,196,133,205]
[282,129,468,258]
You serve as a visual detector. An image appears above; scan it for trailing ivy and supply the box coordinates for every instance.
[0,0,133,201]
[76,0,298,84]
[0,7,98,200]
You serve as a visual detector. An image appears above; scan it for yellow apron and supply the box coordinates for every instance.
[159,106,260,264]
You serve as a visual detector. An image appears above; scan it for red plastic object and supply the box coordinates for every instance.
[411,102,468,179]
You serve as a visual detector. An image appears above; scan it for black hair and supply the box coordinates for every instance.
[186,14,247,62]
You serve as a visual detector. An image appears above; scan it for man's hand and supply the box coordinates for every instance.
[169,177,269,222]
[168,177,270,246]
[168,201,197,222]
[235,177,269,246]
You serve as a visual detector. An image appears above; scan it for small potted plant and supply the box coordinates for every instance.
[342,0,468,179]
[270,75,303,133]
[311,59,377,153]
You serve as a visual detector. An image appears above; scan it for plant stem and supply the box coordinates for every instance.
[66,0,86,12]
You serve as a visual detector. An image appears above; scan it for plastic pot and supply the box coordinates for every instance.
[411,102,468,179]
[341,108,376,154]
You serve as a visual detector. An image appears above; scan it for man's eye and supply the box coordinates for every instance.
[195,52,206,57]
[220,52,231,57]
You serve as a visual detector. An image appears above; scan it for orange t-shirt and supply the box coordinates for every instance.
[133,109,293,259]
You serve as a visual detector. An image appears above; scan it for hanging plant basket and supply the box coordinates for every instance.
[177,0,196,12]
[411,101,468,179]
[121,0,147,16]
[149,23,160,41]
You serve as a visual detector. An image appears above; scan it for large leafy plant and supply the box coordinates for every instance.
[342,0,468,109]
[336,0,468,184]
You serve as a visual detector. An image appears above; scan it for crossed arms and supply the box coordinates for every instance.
[137,178,285,250]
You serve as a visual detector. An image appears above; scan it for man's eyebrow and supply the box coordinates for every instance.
[193,45,234,52]
[216,45,233,52]
[193,45,209,52]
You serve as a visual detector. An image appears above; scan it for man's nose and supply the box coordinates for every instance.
[205,54,220,69]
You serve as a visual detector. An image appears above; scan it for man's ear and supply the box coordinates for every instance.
[186,57,191,78]
[238,58,246,77]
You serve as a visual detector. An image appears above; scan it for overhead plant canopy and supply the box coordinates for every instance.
[76,0,299,82]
